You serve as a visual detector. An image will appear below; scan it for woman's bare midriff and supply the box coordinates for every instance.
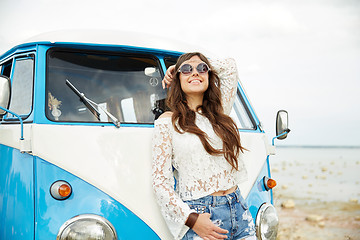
[211,185,237,196]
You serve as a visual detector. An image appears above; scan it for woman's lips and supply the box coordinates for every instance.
[189,79,202,84]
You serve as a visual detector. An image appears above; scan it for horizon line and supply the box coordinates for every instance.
[276,145,360,149]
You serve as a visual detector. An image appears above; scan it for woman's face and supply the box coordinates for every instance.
[178,55,209,98]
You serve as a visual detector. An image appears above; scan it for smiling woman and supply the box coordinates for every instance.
[152,52,256,240]
[177,56,210,108]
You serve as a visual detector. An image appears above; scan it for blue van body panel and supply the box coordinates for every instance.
[33,45,46,124]
[246,160,272,219]
[0,44,37,61]
[0,144,34,240]
[34,157,160,240]
[266,156,275,204]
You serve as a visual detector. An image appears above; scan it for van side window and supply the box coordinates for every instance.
[229,91,256,130]
[8,56,34,117]
[1,59,12,78]
[164,57,178,69]
[46,49,166,124]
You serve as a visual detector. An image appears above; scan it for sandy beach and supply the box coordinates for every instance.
[270,147,360,240]
[275,200,360,240]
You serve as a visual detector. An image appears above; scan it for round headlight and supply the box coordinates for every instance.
[255,203,279,240]
[57,214,117,240]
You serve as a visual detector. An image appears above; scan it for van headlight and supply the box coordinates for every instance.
[255,203,279,240]
[57,214,117,240]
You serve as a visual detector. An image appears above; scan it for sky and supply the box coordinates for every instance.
[0,0,359,146]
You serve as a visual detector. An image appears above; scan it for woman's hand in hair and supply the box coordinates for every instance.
[192,213,228,239]
[162,65,175,89]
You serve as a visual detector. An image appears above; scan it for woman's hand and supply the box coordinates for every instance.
[162,65,175,89]
[192,213,228,240]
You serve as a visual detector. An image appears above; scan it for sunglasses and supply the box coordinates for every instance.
[178,62,211,75]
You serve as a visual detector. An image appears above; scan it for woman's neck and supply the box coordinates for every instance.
[186,94,204,111]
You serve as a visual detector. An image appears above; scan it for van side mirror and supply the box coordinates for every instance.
[0,75,11,115]
[276,110,290,140]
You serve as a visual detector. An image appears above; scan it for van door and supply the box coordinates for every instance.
[0,55,35,239]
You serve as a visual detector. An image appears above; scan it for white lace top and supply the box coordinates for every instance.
[152,58,248,240]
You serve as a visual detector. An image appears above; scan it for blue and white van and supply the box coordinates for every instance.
[0,30,289,240]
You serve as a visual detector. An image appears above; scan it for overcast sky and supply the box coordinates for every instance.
[0,0,359,146]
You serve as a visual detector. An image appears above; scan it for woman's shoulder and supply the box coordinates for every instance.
[154,111,173,125]
[158,111,173,119]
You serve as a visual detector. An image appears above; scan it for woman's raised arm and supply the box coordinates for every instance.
[210,58,239,115]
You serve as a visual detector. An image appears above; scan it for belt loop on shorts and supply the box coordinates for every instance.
[212,195,216,207]
[234,186,240,203]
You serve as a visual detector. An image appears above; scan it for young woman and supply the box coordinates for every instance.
[152,52,256,240]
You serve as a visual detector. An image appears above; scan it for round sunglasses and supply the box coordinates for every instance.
[178,62,211,75]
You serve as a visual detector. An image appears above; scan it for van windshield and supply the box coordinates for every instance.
[46,49,167,124]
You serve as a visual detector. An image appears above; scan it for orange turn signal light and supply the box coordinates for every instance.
[263,176,277,191]
[58,184,72,198]
[50,181,72,200]
[267,178,277,189]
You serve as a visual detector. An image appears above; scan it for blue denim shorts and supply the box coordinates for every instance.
[182,188,255,240]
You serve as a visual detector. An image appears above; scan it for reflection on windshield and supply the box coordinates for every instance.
[46,50,166,124]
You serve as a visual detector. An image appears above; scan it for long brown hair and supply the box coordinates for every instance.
[167,52,245,171]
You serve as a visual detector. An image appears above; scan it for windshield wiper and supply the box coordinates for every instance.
[65,79,120,128]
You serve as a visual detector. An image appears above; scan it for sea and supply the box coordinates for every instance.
[270,146,360,203]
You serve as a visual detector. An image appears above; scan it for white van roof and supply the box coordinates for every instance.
[24,29,212,55]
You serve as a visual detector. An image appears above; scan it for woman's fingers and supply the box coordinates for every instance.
[210,231,228,239]
[208,234,226,240]
[162,65,175,89]
[193,213,230,239]
[214,225,229,234]
[168,65,175,75]
[205,214,228,239]
[209,226,228,239]
[161,78,167,89]
[162,77,171,89]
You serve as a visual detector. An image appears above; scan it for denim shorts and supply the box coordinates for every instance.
[182,188,255,240]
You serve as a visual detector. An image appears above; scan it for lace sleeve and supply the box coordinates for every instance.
[152,118,193,239]
[210,58,239,115]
